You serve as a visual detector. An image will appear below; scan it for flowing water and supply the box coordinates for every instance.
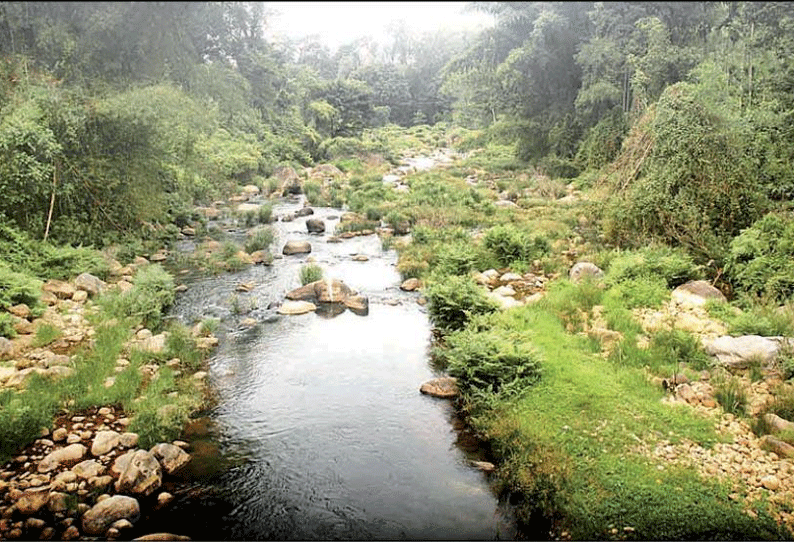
[161,192,516,540]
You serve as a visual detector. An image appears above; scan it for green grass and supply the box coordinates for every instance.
[458,305,781,540]
[299,263,323,286]
[31,323,63,348]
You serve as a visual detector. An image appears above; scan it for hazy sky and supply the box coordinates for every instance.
[264,2,494,50]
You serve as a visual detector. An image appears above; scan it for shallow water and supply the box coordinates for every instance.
[164,197,516,540]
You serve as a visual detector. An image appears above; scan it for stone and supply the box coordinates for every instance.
[277,301,316,315]
[150,443,191,475]
[343,295,369,315]
[81,495,141,536]
[37,444,86,473]
[91,430,121,457]
[133,535,191,541]
[760,435,794,459]
[156,492,174,509]
[352,255,369,262]
[499,272,523,283]
[7,304,31,319]
[114,450,162,496]
[73,459,105,479]
[15,488,49,515]
[400,278,421,292]
[306,218,325,233]
[488,292,523,310]
[492,285,516,297]
[470,460,496,473]
[420,377,459,399]
[74,273,107,296]
[703,335,782,369]
[236,203,261,214]
[671,280,726,307]
[569,262,604,283]
[42,280,75,300]
[137,333,167,354]
[761,475,780,491]
[282,240,312,255]
[0,337,13,359]
[295,207,314,217]
[764,413,794,433]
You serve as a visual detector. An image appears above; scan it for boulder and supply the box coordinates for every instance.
[285,279,355,304]
[420,377,459,399]
[671,280,726,307]
[703,335,783,368]
[306,218,325,233]
[82,495,141,536]
[343,295,369,315]
[38,443,87,473]
[91,431,121,457]
[43,279,75,299]
[74,273,107,296]
[150,443,191,475]
[277,301,317,315]
[569,262,604,283]
[400,278,421,292]
[114,449,163,496]
[73,459,106,479]
[282,240,312,255]
[760,435,794,459]
[8,304,31,319]
[137,333,168,354]
[295,207,314,217]
[15,488,49,515]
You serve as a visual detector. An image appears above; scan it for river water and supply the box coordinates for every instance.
[162,195,516,540]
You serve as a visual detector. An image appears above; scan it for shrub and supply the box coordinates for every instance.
[649,329,711,371]
[425,274,498,334]
[435,321,542,401]
[0,266,43,313]
[603,275,669,310]
[605,245,702,289]
[482,224,550,268]
[0,313,16,339]
[299,263,323,286]
[725,212,794,302]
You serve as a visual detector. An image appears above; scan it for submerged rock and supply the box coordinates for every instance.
[278,301,317,315]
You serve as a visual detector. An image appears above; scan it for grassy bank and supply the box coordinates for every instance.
[0,262,213,463]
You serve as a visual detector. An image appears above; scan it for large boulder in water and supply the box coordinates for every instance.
[282,240,312,255]
[285,279,355,304]
[306,218,325,233]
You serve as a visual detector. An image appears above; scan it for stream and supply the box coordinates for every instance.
[158,183,517,539]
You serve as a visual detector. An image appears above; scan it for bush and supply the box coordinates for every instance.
[0,313,16,338]
[299,263,323,286]
[603,276,669,310]
[435,319,542,401]
[649,329,711,371]
[425,274,498,334]
[482,224,550,268]
[0,266,43,313]
[605,245,702,289]
[725,212,794,302]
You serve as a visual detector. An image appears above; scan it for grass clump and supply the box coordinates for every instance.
[482,224,550,269]
[604,245,702,289]
[32,323,63,348]
[97,264,175,331]
[244,226,274,254]
[299,263,323,285]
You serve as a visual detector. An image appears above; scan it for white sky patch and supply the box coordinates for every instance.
[264,1,494,50]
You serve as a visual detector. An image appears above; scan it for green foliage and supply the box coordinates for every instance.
[0,265,43,312]
[603,276,669,310]
[713,375,747,416]
[165,322,206,372]
[649,329,711,371]
[244,226,274,254]
[32,323,62,348]
[299,263,323,286]
[725,212,794,302]
[603,83,767,262]
[98,264,175,331]
[436,316,542,402]
[482,224,550,268]
[541,279,604,333]
[425,274,499,334]
[604,245,702,289]
[0,313,16,338]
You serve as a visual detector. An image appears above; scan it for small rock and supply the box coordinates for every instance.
[37,444,86,473]
[419,377,459,399]
[277,301,316,315]
[569,262,604,283]
[400,278,421,292]
[282,240,312,256]
[91,431,121,457]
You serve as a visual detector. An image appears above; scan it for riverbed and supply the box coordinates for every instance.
[163,196,516,540]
